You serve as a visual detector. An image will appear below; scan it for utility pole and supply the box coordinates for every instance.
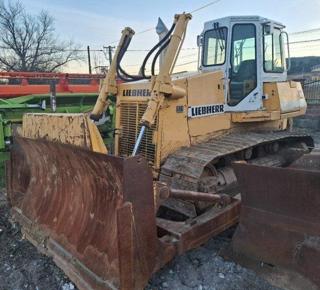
[87,45,92,74]
[102,46,114,70]
[108,46,113,66]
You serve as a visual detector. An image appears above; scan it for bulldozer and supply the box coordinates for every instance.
[6,13,316,290]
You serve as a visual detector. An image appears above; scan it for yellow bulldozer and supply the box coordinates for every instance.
[6,13,318,290]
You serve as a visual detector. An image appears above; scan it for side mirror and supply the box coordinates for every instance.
[197,34,203,47]
[264,24,274,35]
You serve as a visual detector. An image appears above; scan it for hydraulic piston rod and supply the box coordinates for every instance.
[132,125,146,156]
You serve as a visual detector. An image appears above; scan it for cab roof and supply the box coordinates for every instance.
[203,15,285,30]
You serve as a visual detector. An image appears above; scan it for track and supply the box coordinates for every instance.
[160,130,314,192]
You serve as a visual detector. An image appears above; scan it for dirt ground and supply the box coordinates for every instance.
[0,193,73,290]
[0,129,319,290]
[0,193,282,290]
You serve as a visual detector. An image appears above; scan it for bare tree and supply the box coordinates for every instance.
[0,1,80,72]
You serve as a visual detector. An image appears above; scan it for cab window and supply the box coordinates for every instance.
[263,27,284,73]
[202,27,227,66]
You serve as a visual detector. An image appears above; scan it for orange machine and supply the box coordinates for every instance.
[0,71,104,98]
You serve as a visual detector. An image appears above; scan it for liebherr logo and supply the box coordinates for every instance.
[188,104,224,118]
[122,89,151,97]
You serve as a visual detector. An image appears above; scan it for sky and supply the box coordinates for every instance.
[22,0,320,73]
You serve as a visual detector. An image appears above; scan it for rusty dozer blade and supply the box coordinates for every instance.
[7,136,241,290]
[232,153,320,288]
[7,137,158,290]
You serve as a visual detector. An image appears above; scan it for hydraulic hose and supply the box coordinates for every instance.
[116,35,144,81]
[151,38,170,76]
[139,23,176,79]
[116,22,176,82]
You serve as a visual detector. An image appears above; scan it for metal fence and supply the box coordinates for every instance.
[302,79,320,104]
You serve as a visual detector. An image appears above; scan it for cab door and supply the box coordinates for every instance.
[226,23,262,111]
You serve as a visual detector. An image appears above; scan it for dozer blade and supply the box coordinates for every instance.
[7,136,158,290]
[20,113,108,154]
[232,153,320,288]
[7,113,243,289]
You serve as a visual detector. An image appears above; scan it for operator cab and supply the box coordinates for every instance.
[198,16,290,111]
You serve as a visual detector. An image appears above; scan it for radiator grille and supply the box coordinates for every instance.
[119,102,157,164]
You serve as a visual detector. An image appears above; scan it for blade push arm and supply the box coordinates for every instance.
[90,27,135,121]
[141,13,191,127]
[132,13,191,155]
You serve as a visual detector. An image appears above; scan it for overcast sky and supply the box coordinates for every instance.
[23,0,320,72]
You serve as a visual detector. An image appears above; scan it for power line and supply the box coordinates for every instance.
[124,42,320,69]
[126,49,150,52]
[125,47,197,52]
[291,44,320,50]
[178,52,198,59]
[290,38,320,44]
[135,27,156,35]
[106,26,320,48]
[190,0,223,14]
[0,45,197,53]
[175,60,198,67]
[2,39,319,55]
[105,0,223,47]
[181,47,198,50]
[0,46,105,52]
[84,36,320,54]
[116,52,199,68]
[107,27,155,46]
[290,28,320,35]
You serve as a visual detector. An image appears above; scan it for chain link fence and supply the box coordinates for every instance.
[302,79,320,104]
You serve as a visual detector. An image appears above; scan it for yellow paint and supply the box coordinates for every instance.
[91,27,135,118]
[115,76,307,173]
[263,81,306,116]
[231,111,280,122]
[187,71,225,106]
[87,120,108,154]
[232,81,307,123]
[187,71,231,141]
[17,11,310,184]
[21,113,107,154]
[157,96,190,169]
[21,72,307,177]
[141,13,191,128]
[263,83,281,111]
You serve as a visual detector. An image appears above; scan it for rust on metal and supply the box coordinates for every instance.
[232,153,320,288]
[7,137,242,290]
[160,131,314,191]
[157,198,240,254]
[169,188,232,204]
[7,137,158,290]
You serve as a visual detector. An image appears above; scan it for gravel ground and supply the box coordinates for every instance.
[0,129,319,290]
[0,193,281,290]
[145,230,283,290]
[0,193,74,290]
